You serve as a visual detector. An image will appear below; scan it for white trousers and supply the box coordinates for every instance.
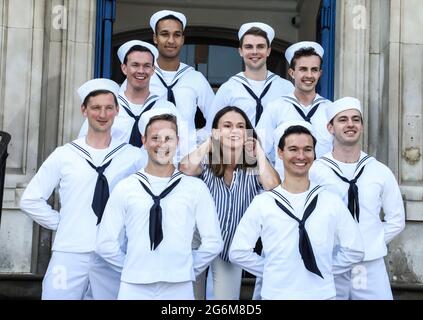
[42,251,91,300]
[335,257,393,300]
[117,281,195,300]
[88,253,121,300]
[211,256,242,300]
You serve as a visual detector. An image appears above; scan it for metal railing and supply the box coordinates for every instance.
[0,131,11,224]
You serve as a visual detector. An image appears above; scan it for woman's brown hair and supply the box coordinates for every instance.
[208,106,258,177]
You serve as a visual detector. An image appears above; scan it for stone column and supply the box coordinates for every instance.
[388,0,423,287]
[0,0,96,273]
[58,0,95,146]
[334,0,371,149]
[0,0,46,273]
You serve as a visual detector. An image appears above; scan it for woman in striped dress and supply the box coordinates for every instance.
[179,106,280,300]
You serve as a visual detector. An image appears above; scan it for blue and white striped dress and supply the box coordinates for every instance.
[201,164,262,262]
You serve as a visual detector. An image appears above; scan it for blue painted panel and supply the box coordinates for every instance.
[94,0,116,78]
[316,0,336,101]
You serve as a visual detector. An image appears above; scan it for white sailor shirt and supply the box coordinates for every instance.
[229,185,364,300]
[113,92,176,143]
[310,152,405,261]
[20,138,146,253]
[95,168,223,284]
[257,93,333,165]
[150,63,215,138]
[208,71,294,128]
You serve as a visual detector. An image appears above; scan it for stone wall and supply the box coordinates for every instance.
[0,0,95,273]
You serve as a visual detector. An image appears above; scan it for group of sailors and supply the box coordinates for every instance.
[20,9,405,300]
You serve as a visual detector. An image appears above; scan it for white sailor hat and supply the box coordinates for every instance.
[150,10,187,32]
[326,97,362,123]
[285,41,324,64]
[238,22,275,44]
[273,120,315,147]
[77,78,119,103]
[117,40,158,63]
[138,107,179,136]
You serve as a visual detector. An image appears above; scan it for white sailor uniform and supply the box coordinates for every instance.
[310,152,405,300]
[229,184,364,300]
[257,93,333,177]
[113,93,175,145]
[95,169,223,300]
[208,71,294,128]
[20,138,146,300]
[150,63,215,143]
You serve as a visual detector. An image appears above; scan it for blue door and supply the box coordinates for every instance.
[316,0,336,101]
[94,0,116,78]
